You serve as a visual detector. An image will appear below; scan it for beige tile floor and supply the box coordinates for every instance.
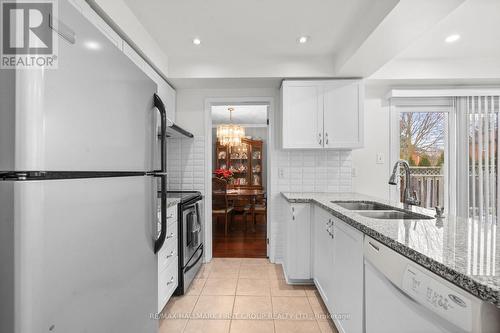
[159,258,339,333]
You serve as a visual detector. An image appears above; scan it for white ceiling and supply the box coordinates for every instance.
[212,105,268,125]
[117,0,497,82]
[372,0,500,79]
[122,0,399,78]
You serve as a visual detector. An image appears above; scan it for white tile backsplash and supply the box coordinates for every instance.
[167,136,206,194]
[274,150,352,193]
[271,149,352,261]
[167,135,353,262]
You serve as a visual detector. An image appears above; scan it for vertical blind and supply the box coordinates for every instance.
[464,96,499,223]
[462,96,498,276]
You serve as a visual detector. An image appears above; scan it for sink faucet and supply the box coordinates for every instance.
[389,160,420,207]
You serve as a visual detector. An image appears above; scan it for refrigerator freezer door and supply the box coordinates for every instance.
[0,177,158,333]
[0,0,157,172]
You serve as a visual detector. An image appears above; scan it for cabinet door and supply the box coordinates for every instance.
[323,80,363,149]
[313,206,334,309]
[330,217,364,333]
[282,83,323,149]
[285,203,311,280]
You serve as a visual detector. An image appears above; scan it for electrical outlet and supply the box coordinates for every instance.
[352,167,357,177]
[376,153,385,164]
[278,168,285,179]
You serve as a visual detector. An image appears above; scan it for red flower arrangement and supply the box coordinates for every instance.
[213,169,234,182]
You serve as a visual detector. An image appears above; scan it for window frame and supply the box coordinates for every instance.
[389,97,456,215]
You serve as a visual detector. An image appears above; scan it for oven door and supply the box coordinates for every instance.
[182,202,202,266]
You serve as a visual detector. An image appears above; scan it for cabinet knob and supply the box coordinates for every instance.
[318,133,322,145]
[166,276,174,285]
[325,132,329,145]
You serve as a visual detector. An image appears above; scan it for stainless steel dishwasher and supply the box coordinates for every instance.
[364,236,500,333]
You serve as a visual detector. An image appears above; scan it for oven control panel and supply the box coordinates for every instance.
[402,264,472,331]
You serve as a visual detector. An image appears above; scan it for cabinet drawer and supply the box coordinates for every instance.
[167,205,178,226]
[158,259,178,312]
[158,236,178,273]
[164,218,178,243]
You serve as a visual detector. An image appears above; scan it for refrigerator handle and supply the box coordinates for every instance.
[153,93,167,174]
[154,174,167,253]
[152,94,168,253]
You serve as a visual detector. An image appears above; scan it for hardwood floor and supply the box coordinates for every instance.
[212,214,267,258]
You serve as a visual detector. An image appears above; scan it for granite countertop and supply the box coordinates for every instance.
[166,197,181,208]
[281,192,500,308]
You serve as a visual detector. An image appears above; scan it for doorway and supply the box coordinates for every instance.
[205,100,272,259]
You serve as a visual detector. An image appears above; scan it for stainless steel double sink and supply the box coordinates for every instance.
[331,201,433,220]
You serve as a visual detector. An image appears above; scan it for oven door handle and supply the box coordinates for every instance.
[184,246,204,273]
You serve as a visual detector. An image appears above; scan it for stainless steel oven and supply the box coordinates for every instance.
[182,201,202,266]
[169,191,204,295]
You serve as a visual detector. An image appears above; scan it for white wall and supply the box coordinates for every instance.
[171,87,354,262]
[174,88,278,136]
[351,86,391,199]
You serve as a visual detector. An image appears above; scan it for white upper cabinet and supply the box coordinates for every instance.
[323,81,363,149]
[281,83,323,149]
[281,80,364,149]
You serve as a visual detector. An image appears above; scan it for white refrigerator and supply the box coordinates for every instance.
[0,1,167,332]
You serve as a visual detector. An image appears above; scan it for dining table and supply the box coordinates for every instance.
[214,188,266,232]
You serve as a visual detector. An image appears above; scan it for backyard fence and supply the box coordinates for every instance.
[400,166,444,209]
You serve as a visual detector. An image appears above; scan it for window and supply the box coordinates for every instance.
[399,111,447,209]
[391,94,499,223]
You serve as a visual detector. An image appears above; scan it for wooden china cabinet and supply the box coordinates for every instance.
[216,138,263,189]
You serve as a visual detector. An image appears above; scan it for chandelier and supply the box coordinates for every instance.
[216,107,245,146]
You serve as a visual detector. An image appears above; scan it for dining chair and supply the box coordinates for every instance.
[232,197,252,230]
[252,193,267,229]
[212,178,234,236]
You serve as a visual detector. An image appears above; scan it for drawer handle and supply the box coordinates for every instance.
[166,233,174,239]
[167,214,174,219]
[166,251,174,259]
[368,241,379,251]
[166,276,174,285]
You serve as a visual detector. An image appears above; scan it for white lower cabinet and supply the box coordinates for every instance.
[313,206,335,306]
[330,216,364,333]
[313,206,364,333]
[284,202,311,281]
[158,205,179,312]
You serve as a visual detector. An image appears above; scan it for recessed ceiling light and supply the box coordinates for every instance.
[297,36,309,44]
[192,38,201,45]
[445,34,460,43]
